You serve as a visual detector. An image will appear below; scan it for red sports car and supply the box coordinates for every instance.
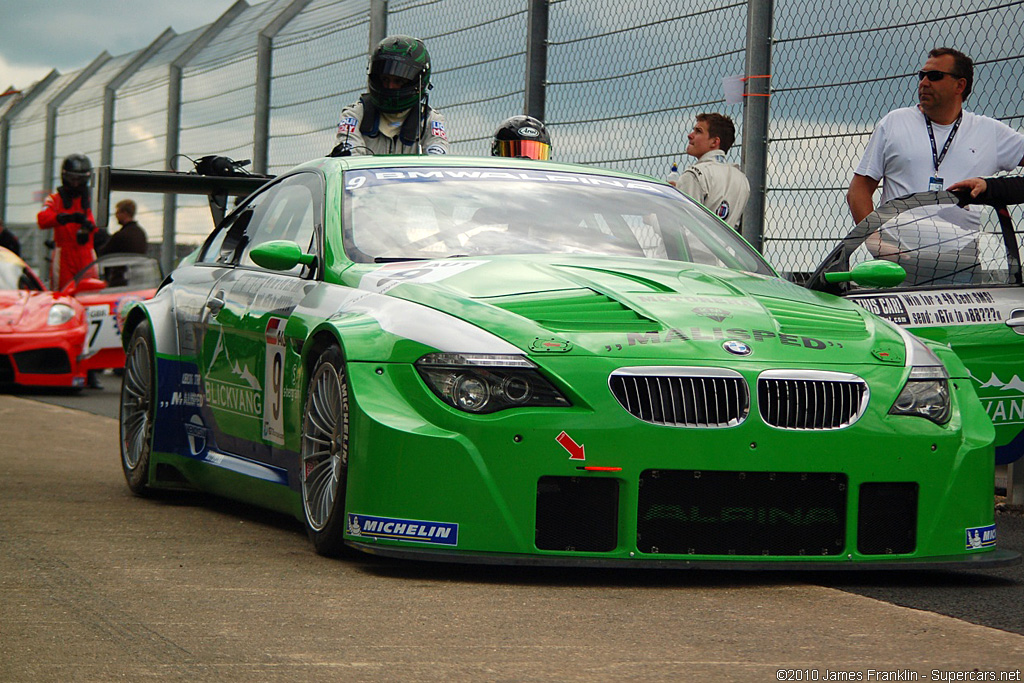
[0,249,162,388]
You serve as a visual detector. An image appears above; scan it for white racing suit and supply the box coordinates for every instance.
[331,96,450,156]
[677,149,750,230]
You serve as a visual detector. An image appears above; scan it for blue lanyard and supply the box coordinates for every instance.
[924,110,963,173]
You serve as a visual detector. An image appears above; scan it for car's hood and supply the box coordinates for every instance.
[0,290,69,332]
[353,256,903,365]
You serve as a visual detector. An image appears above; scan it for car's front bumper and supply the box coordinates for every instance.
[340,361,1006,568]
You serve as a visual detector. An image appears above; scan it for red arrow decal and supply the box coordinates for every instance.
[556,431,586,460]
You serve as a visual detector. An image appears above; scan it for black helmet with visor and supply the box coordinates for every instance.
[491,116,551,160]
[61,153,93,189]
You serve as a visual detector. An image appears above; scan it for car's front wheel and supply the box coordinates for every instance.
[301,347,351,557]
[120,321,155,494]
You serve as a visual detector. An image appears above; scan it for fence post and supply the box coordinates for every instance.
[369,0,388,51]
[42,53,111,196]
[741,0,773,254]
[255,0,311,175]
[101,30,175,169]
[525,0,549,120]
[1,73,58,226]
[162,0,247,274]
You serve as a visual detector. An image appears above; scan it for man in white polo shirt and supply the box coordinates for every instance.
[847,47,1024,225]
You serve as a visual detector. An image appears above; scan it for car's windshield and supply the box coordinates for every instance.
[342,167,773,275]
[0,254,42,291]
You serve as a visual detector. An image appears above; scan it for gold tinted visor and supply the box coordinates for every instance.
[494,140,550,160]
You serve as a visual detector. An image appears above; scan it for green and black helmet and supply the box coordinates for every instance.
[366,35,431,113]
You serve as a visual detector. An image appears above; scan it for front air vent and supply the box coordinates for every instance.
[756,296,869,340]
[486,288,656,332]
[13,348,72,375]
[758,370,868,430]
[609,367,749,428]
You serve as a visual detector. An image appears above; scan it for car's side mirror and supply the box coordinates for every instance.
[824,260,906,288]
[250,240,316,271]
[64,277,107,295]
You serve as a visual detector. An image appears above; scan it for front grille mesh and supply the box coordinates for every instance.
[637,469,848,556]
[758,372,868,430]
[609,369,749,428]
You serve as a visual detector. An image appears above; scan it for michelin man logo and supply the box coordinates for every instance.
[348,515,363,537]
[965,524,996,550]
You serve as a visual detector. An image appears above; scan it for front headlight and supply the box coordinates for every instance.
[47,303,76,326]
[416,353,570,414]
[889,365,951,425]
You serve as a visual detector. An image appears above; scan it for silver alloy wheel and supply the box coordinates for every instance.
[120,330,153,472]
[301,358,348,532]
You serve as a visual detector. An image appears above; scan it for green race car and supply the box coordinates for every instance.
[117,156,1016,569]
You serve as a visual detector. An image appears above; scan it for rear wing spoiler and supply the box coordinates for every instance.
[95,163,273,228]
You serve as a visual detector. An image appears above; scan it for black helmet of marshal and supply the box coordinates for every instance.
[367,35,431,113]
[61,153,93,189]
[491,116,551,160]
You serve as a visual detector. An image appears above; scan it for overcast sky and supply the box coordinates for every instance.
[0,0,240,92]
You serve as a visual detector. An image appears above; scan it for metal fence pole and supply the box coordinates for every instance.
[740,0,773,254]
[161,1,246,273]
[102,30,175,169]
[525,0,549,120]
[1,75,56,223]
[255,0,311,175]
[43,53,111,195]
[369,0,388,51]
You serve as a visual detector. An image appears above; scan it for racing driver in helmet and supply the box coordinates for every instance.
[37,153,100,290]
[491,115,551,160]
[329,35,450,156]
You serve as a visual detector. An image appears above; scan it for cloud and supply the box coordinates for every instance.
[0,0,238,90]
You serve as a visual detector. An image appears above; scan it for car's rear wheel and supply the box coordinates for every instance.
[120,321,155,495]
[301,347,351,557]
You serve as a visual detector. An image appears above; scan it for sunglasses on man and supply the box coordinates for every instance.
[918,70,961,82]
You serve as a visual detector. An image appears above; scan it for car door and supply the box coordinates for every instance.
[808,192,1024,465]
[199,172,322,464]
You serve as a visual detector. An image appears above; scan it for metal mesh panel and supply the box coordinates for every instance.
[637,469,848,556]
[767,0,1024,276]
[546,0,747,179]
[53,55,133,172]
[390,0,529,155]
[111,29,209,244]
[175,0,295,242]
[270,0,370,171]
[5,72,79,227]
[858,482,918,555]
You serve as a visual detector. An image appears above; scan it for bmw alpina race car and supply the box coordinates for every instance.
[116,156,1017,569]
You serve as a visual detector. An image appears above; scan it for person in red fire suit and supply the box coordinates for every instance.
[37,153,100,290]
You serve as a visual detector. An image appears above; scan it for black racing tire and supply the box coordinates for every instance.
[300,346,352,557]
[120,320,155,495]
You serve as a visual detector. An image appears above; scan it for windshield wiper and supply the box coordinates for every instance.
[373,256,427,263]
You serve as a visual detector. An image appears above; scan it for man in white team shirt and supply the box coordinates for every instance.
[677,112,750,231]
[847,47,1024,225]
